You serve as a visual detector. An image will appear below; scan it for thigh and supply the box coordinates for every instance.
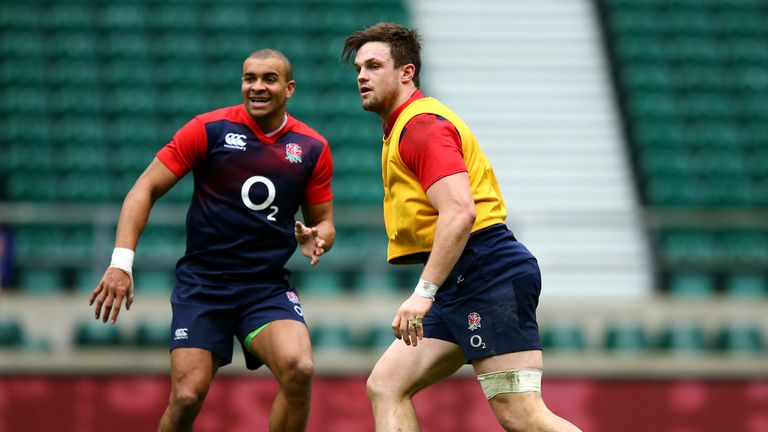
[171,300,237,367]
[248,319,312,375]
[472,350,543,375]
[237,288,309,370]
[170,347,223,392]
[370,337,466,396]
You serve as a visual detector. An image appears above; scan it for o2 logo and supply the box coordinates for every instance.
[470,335,486,349]
[241,176,279,221]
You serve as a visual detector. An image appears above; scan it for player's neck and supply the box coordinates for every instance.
[259,113,289,136]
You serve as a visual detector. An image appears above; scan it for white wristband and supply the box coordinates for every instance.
[110,247,134,274]
[414,278,440,301]
[109,247,135,298]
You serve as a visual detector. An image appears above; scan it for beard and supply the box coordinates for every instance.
[361,95,381,113]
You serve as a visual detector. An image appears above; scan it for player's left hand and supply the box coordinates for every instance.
[295,221,326,266]
[392,294,433,347]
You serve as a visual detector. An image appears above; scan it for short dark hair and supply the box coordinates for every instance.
[342,22,423,87]
[247,48,293,81]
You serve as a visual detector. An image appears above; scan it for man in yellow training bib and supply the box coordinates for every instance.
[342,23,581,432]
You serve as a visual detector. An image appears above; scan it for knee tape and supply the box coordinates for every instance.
[477,368,542,400]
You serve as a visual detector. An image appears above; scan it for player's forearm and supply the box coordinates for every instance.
[421,208,475,286]
[114,185,156,251]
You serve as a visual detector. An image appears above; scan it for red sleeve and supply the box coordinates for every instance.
[399,114,466,191]
[156,117,208,177]
[304,143,333,204]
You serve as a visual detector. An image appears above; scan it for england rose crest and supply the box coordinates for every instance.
[286,291,301,304]
[467,312,482,331]
[285,143,302,163]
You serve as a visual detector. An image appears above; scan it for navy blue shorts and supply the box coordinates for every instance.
[169,280,306,370]
[423,224,543,362]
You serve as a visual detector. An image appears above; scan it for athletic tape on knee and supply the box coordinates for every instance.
[477,368,542,400]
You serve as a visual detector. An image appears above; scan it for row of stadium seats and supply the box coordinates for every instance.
[1,316,764,355]
[10,225,768,278]
[1,2,406,33]
[10,266,767,300]
[543,320,765,355]
[608,9,768,36]
[633,120,768,149]
[658,229,768,266]
[11,267,424,297]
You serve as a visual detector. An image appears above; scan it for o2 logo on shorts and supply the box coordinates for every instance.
[470,335,486,349]
[294,305,304,316]
[241,175,279,221]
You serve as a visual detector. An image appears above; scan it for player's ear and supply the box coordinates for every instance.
[400,63,416,84]
[285,79,296,98]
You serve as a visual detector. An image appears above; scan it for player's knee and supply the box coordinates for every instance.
[489,392,547,432]
[171,387,207,412]
[366,369,400,401]
[276,355,314,389]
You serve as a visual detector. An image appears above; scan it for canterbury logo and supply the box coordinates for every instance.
[174,328,189,340]
[224,133,247,150]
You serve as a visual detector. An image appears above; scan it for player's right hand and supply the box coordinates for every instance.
[89,267,134,325]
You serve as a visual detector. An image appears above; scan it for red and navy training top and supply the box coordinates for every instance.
[157,104,333,286]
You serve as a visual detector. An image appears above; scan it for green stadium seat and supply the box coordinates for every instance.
[667,272,715,298]
[100,4,147,30]
[147,5,200,31]
[101,33,151,59]
[720,230,768,265]
[46,32,97,58]
[1,87,47,113]
[310,322,354,351]
[201,6,253,31]
[0,59,45,85]
[133,270,175,296]
[297,270,344,295]
[47,4,94,29]
[48,87,103,115]
[49,59,99,85]
[659,230,717,265]
[725,273,768,298]
[75,320,124,347]
[360,323,396,352]
[603,321,650,354]
[18,269,65,295]
[658,322,707,355]
[135,320,171,348]
[75,268,104,294]
[0,32,43,59]
[152,33,204,59]
[0,318,25,347]
[541,321,587,353]
[101,60,153,86]
[713,322,764,355]
[355,269,400,295]
[0,4,42,30]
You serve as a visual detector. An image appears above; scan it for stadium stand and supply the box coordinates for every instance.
[0,0,765,379]
[597,0,768,299]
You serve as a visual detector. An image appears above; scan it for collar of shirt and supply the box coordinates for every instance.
[384,89,425,138]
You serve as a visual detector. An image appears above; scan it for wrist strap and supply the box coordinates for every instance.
[414,278,440,301]
[109,247,135,298]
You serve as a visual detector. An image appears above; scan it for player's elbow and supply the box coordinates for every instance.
[453,204,476,232]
